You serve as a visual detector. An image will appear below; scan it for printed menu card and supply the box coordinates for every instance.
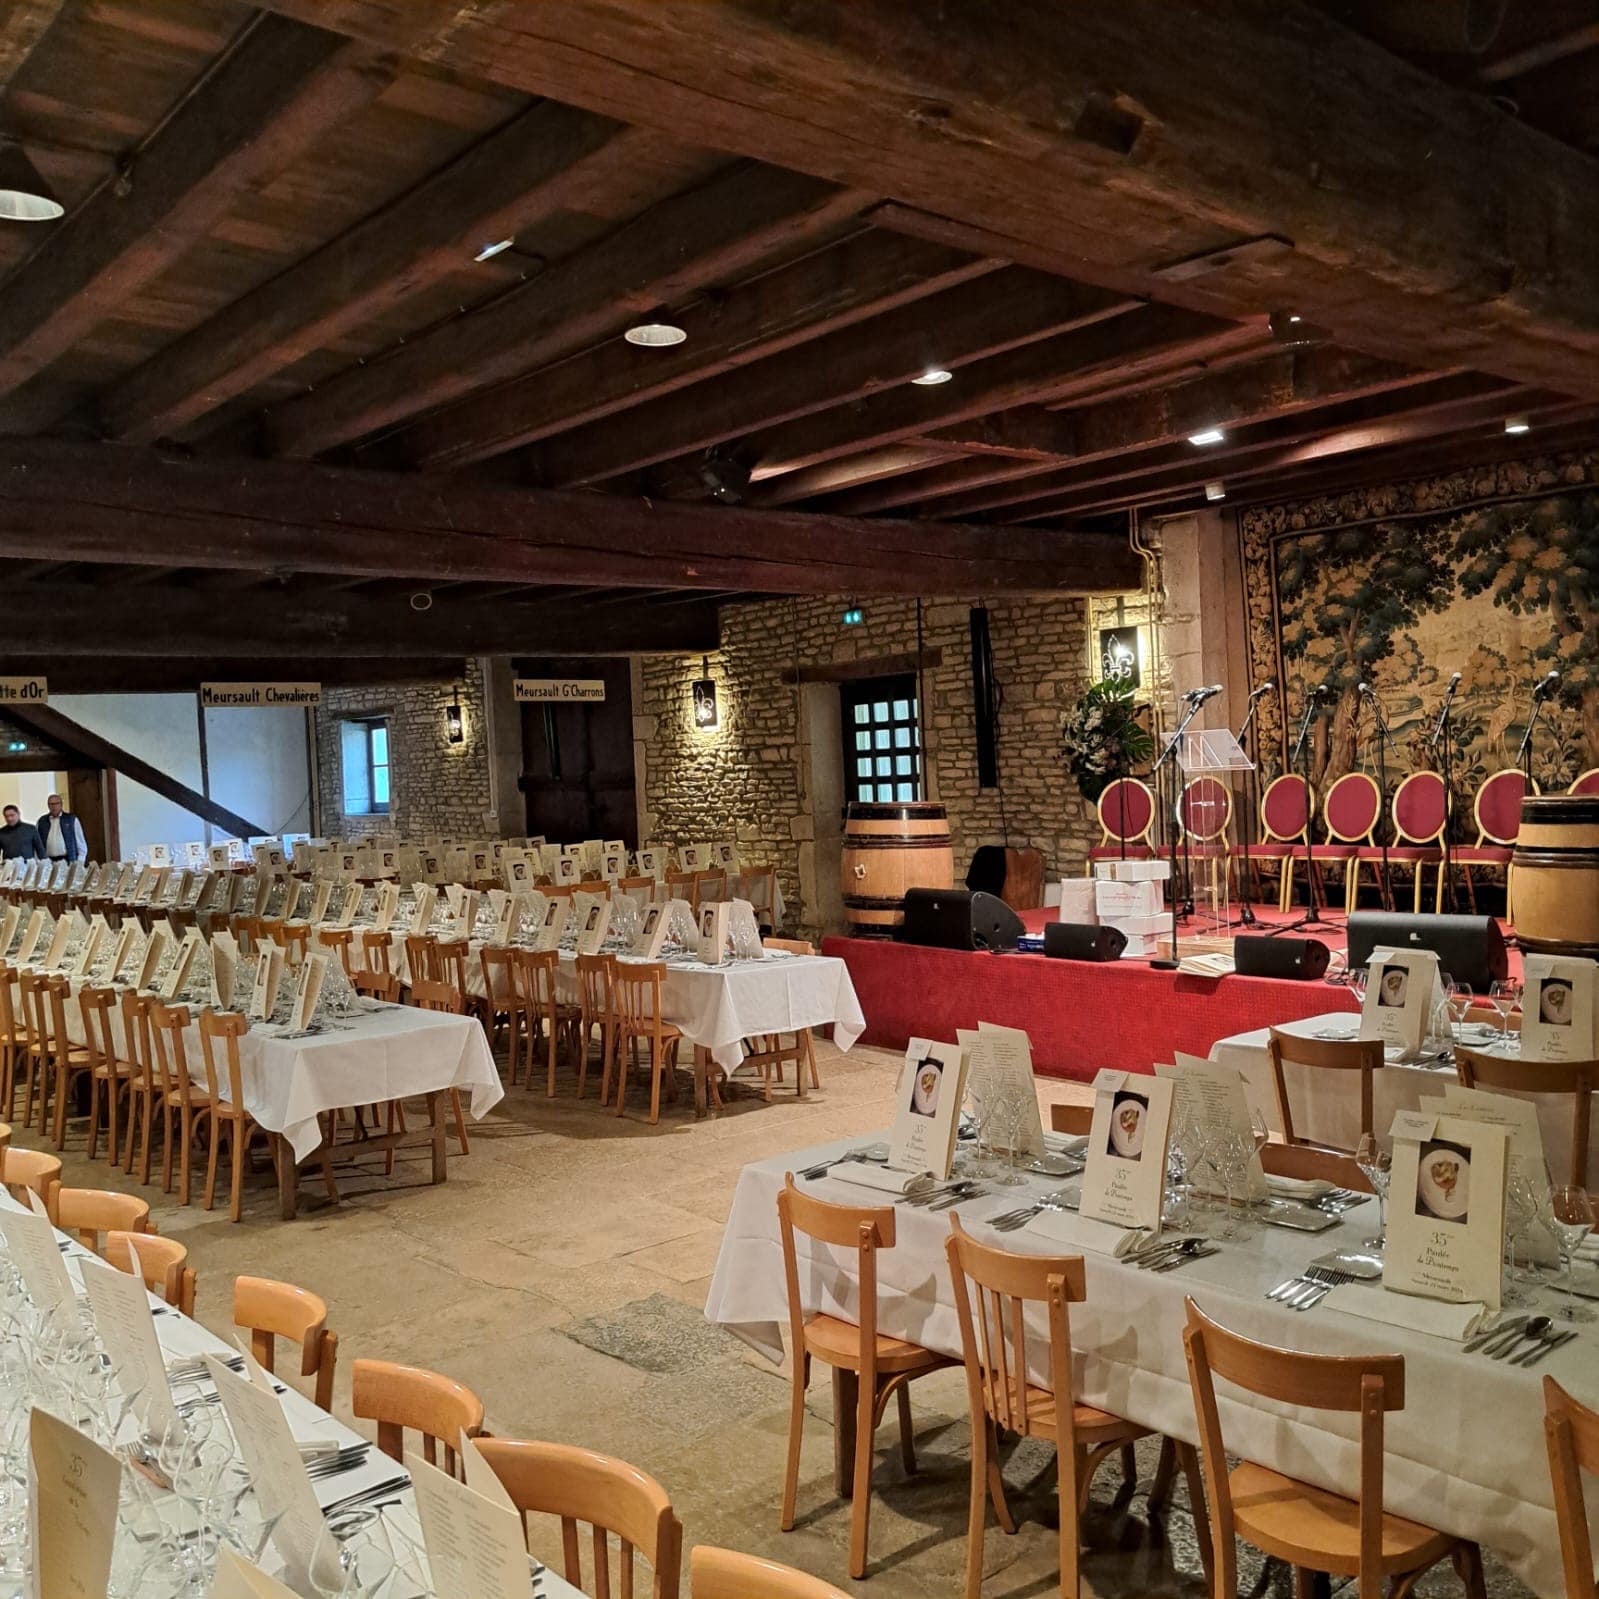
[292,952,329,1030]
[633,902,669,959]
[1520,954,1598,1061]
[250,941,285,1021]
[15,908,46,964]
[1359,947,1439,1057]
[0,1204,74,1315]
[888,1037,969,1180]
[410,883,438,936]
[1079,1068,1174,1232]
[532,896,567,952]
[79,1254,177,1432]
[210,1546,301,1598]
[696,901,730,965]
[41,910,78,972]
[29,1408,121,1599]
[409,1447,532,1599]
[959,1023,1044,1157]
[72,914,107,979]
[576,895,611,956]
[1155,1052,1265,1200]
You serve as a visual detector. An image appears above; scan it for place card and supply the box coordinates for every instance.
[372,881,401,933]
[409,1447,530,1599]
[632,901,670,958]
[158,928,203,999]
[696,901,730,965]
[962,1022,1045,1157]
[576,895,611,956]
[107,920,139,984]
[636,847,664,881]
[0,1205,75,1315]
[16,908,46,965]
[410,883,438,936]
[209,843,233,869]
[42,910,79,972]
[889,1037,970,1179]
[1155,1051,1266,1200]
[1079,1069,1175,1233]
[553,853,578,886]
[79,1255,176,1432]
[211,1546,301,1598]
[292,953,329,1031]
[601,849,624,882]
[134,927,168,993]
[250,941,285,1021]
[211,930,240,1009]
[1359,947,1439,1058]
[29,1408,121,1599]
[71,915,108,981]
[1383,1109,1508,1308]
[504,851,535,888]
[1520,954,1598,1061]
[469,847,491,880]
[532,895,568,952]
[678,844,703,871]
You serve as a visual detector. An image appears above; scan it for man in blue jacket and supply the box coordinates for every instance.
[0,805,43,860]
[36,793,87,863]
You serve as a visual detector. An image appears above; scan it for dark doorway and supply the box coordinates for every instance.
[840,672,923,806]
[516,658,638,845]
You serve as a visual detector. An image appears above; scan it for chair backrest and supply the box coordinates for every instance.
[1178,776,1232,844]
[234,1273,338,1411]
[0,964,23,1045]
[1184,1297,1405,1599]
[313,927,355,978]
[230,914,259,955]
[665,870,697,908]
[53,1185,151,1253]
[475,1437,683,1599]
[739,865,778,915]
[1469,766,1532,846]
[106,1230,195,1315]
[480,943,518,1007]
[695,869,726,906]
[120,990,154,1087]
[513,947,560,1019]
[46,975,79,1064]
[1258,1141,1374,1193]
[434,938,471,1000]
[280,923,310,965]
[690,1547,846,1599]
[350,1357,483,1473]
[1456,1046,1597,1188]
[1570,768,1599,799]
[148,1000,199,1109]
[353,968,400,1002]
[410,977,465,1016]
[615,962,668,1033]
[1097,777,1155,846]
[1323,771,1382,844]
[1391,769,1447,845]
[78,984,117,1072]
[617,875,656,910]
[1266,1028,1383,1149]
[404,932,440,984]
[762,937,814,957]
[1049,1101,1093,1138]
[20,971,50,1061]
[1545,1375,1599,1599]
[1,1145,61,1214]
[197,1007,248,1110]
[1259,773,1311,844]
[575,952,616,1023]
[359,929,393,975]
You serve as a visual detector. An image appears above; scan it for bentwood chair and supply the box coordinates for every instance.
[480,943,525,1075]
[475,1438,683,1599]
[614,962,683,1124]
[1266,1029,1383,1152]
[234,1274,339,1411]
[1085,777,1157,872]
[741,939,820,1100]
[49,975,98,1148]
[690,1547,847,1599]
[1,1145,61,1214]
[120,993,162,1183]
[17,970,49,1132]
[776,1174,956,1580]
[946,1217,1206,1598]
[312,926,356,979]
[574,952,618,1102]
[1545,1375,1599,1598]
[665,870,698,911]
[0,964,32,1123]
[359,929,394,976]
[1350,770,1446,915]
[80,985,128,1167]
[738,865,779,931]
[149,1000,213,1203]
[1183,1298,1485,1599]
[1453,768,1535,918]
[406,978,474,1154]
[1457,1047,1597,1188]
[1259,1141,1374,1194]
[198,1007,306,1222]
[52,1185,151,1254]
[351,1357,483,1473]
[106,1229,196,1316]
[513,948,577,1096]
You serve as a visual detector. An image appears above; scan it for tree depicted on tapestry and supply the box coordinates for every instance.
[1277,524,1454,783]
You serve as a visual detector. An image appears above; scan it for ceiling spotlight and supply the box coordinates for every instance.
[625,321,687,348]
[911,367,953,386]
[698,446,752,504]
[1268,309,1322,346]
[0,140,62,222]
[473,238,514,262]
[1504,415,1530,434]
[1205,481,1226,502]
[1189,427,1226,447]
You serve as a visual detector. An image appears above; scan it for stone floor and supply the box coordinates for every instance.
[42,1038,1529,1597]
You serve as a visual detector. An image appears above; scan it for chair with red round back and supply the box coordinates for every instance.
[1452,768,1536,919]
[1568,768,1599,798]
[1086,778,1156,873]
[1178,776,1233,907]
[1306,771,1381,915]
[1250,775,1311,912]
[1353,770,1446,914]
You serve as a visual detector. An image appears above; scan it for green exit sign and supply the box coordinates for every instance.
[841,607,863,626]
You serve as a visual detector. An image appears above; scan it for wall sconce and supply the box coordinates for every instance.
[444,689,465,746]
[691,657,719,732]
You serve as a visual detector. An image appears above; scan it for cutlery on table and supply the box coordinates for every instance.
[320,1476,410,1517]
[1131,1237,1202,1270]
[799,1152,867,1182]
[1522,1329,1578,1367]
[1502,1317,1560,1364]
[1485,1314,1553,1359]
[926,1184,986,1211]
[1463,1313,1527,1353]
[1152,1243,1221,1273]
[305,1444,373,1480]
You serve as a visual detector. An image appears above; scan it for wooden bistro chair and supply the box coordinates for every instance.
[353,968,400,1003]
[1248,775,1313,912]
[1085,776,1157,872]
[351,1357,483,1473]
[1452,768,1534,918]
[234,1274,339,1411]
[1049,1102,1094,1138]
[776,1174,956,1580]
[691,1546,847,1599]
[1183,1298,1485,1599]
[52,1185,151,1254]
[313,927,356,980]
[46,975,97,1149]
[665,869,699,911]
[359,929,394,977]
[148,1000,214,1203]
[403,931,439,993]
[1267,1028,1383,1152]
[17,970,50,1132]
[480,943,527,1079]
[574,952,618,1102]
[741,938,821,1101]
[407,978,474,1155]
[435,937,482,1027]
[614,962,684,1124]
[946,1215,1206,1599]
[1545,1375,1599,1598]
[1,1145,61,1214]
[1259,1141,1374,1194]
[120,992,163,1183]
[106,1229,195,1316]
[80,984,130,1168]
[617,874,657,914]
[475,1438,683,1599]
[0,964,33,1124]
[513,948,578,1097]
[739,864,780,931]
[1457,1046,1597,1187]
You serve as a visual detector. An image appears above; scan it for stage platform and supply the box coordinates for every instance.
[823,905,1432,1082]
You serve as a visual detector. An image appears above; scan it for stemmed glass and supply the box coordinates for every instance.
[1549,1185,1596,1324]
[989,1093,1024,1187]
[1488,979,1522,1050]
[1354,1132,1392,1251]
[1445,981,1475,1051]
[963,1072,995,1180]
[310,1508,397,1598]
[1501,1173,1541,1306]
[1163,1105,1194,1231]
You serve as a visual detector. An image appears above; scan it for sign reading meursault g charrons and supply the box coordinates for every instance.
[201,682,322,708]
[514,678,606,703]
[0,676,47,703]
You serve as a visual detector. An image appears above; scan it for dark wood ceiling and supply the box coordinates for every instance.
[0,0,1596,685]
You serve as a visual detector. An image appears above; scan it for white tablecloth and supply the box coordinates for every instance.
[706,1131,1594,1595]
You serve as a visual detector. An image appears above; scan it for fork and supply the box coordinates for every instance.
[799,1151,867,1182]
[991,1192,1073,1232]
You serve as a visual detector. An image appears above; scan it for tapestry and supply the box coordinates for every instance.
[1239,449,1599,804]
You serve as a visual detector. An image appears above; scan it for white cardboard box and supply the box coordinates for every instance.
[1058,879,1099,924]
[1094,858,1172,883]
[1095,879,1163,918]
[1101,911,1169,939]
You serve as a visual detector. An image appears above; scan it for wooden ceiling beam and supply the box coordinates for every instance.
[249,0,1599,395]
[265,164,871,459]
[4,657,467,694]
[97,102,654,444]
[750,443,969,508]
[0,14,406,400]
[526,269,1141,487]
[0,1,66,90]
[403,232,997,469]
[0,438,1142,596]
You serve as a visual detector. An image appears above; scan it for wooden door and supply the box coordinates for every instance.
[516,659,637,845]
[66,767,109,860]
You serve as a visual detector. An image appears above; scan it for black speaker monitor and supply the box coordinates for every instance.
[898,887,1023,952]
[1346,912,1508,993]
[1234,934,1331,981]
[1043,922,1127,962]
[970,890,1024,952]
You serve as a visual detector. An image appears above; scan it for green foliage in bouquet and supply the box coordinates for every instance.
[1061,678,1153,802]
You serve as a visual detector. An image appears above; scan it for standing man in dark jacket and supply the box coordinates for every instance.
[37,793,87,863]
[0,805,43,860]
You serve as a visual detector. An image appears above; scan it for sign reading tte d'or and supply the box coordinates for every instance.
[0,677,47,704]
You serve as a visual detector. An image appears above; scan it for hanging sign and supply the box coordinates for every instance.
[0,676,47,703]
[1098,627,1141,689]
[514,679,606,703]
[201,682,322,708]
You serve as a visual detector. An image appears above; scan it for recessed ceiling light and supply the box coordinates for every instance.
[911,367,953,386]
[1504,415,1530,434]
[1288,314,1302,324]
[1205,481,1226,502]
[1189,427,1226,446]
[0,140,62,222]
[474,238,514,262]
[625,322,687,347]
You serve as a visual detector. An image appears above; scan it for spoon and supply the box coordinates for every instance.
[1488,1314,1551,1359]
[1135,1238,1205,1270]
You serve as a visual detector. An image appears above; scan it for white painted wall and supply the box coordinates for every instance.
[51,694,311,853]
[0,771,69,820]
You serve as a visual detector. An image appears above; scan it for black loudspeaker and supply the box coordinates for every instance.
[1346,912,1509,992]
[1235,934,1331,981]
[970,890,1024,952]
[970,607,1000,789]
[899,887,1024,952]
[1043,921,1128,962]
[964,843,1007,897]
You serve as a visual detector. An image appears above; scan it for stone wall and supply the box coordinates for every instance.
[313,662,491,839]
[635,592,1109,939]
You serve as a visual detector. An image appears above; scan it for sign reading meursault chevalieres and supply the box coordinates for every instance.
[513,679,606,703]
[200,682,323,708]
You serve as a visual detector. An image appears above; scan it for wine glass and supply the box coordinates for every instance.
[310,1507,397,1598]
[1445,981,1475,1050]
[1354,1133,1392,1250]
[990,1094,1024,1187]
[1488,979,1521,1049]
[1549,1185,1596,1324]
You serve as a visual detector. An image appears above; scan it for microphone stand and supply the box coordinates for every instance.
[1362,688,1401,913]
[1516,682,1550,786]
[1275,693,1335,933]
[1150,694,1207,969]
[1432,688,1458,914]
[1233,695,1263,928]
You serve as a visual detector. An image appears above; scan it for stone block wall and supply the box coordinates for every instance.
[313,662,491,839]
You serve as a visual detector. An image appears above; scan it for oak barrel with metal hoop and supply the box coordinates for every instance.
[1511,795,1599,957]
[841,801,954,937]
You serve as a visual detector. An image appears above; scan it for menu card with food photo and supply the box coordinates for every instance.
[1520,954,1598,1061]
[72,914,107,980]
[1359,948,1440,1057]
[1155,1052,1267,1200]
[601,849,625,882]
[697,901,730,965]
[211,930,240,1009]
[250,941,285,1021]
[409,883,438,936]
[532,895,569,952]
[158,929,203,999]
[1079,1069,1175,1232]
[637,847,664,880]
[887,1037,969,1181]
[308,880,334,926]
[107,921,138,984]
[41,909,79,971]
[1383,1109,1508,1308]
[29,1408,122,1599]
[634,901,670,958]
[134,927,168,993]
[292,953,329,1031]
[372,881,401,933]
[15,908,47,965]
[576,895,612,956]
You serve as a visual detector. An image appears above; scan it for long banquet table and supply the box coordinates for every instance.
[706,1131,1595,1594]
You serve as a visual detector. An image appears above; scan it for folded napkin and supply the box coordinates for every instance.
[1025,1208,1152,1258]
[297,1439,340,1460]
[829,1165,937,1199]
[1265,1174,1335,1201]
[1321,1282,1490,1341]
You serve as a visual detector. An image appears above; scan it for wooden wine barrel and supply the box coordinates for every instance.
[841,801,954,937]
[1511,795,1599,958]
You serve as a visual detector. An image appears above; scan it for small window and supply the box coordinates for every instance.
[839,674,923,807]
[340,716,391,816]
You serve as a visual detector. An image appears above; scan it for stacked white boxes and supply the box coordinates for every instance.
[1052,857,1173,958]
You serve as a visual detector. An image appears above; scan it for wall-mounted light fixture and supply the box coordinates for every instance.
[444,687,465,746]
[691,657,719,732]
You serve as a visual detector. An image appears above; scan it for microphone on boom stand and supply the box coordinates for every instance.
[1233,682,1275,927]
[1518,669,1561,782]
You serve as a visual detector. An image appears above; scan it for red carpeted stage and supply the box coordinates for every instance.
[824,907,1371,1082]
